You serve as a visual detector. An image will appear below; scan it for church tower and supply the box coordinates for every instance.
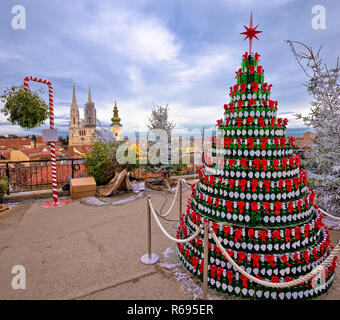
[69,82,80,146]
[84,83,96,127]
[70,82,79,128]
[110,99,123,140]
[68,82,97,146]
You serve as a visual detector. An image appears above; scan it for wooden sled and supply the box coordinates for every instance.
[96,169,133,197]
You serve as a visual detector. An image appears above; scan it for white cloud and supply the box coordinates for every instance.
[218,0,296,7]
[171,47,237,90]
[78,8,180,64]
[126,66,144,92]
[0,51,25,62]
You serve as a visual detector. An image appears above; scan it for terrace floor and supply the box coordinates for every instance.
[0,189,339,300]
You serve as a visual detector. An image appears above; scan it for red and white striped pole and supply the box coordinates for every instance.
[24,76,69,208]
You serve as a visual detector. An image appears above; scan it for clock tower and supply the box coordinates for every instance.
[110,99,123,141]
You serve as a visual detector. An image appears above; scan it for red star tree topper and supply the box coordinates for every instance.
[240,11,262,54]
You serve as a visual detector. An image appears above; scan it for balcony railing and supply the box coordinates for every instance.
[0,158,198,195]
[0,158,87,195]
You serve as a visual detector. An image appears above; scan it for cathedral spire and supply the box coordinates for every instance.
[72,81,78,107]
[88,83,92,102]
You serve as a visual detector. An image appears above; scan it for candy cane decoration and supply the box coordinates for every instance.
[24,76,66,207]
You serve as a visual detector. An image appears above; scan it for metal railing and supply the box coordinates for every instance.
[0,158,87,195]
[131,167,197,180]
[0,159,199,195]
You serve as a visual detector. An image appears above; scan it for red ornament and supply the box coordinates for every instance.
[214,198,220,209]
[251,179,259,192]
[259,230,268,242]
[284,229,292,242]
[265,254,276,267]
[258,117,265,129]
[239,179,247,192]
[248,229,255,241]
[274,201,282,215]
[280,255,291,267]
[240,275,249,288]
[234,229,243,243]
[272,230,282,240]
[263,180,271,193]
[240,159,248,170]
[227,271,234,285]
[248,137,255,149]
[240,83,246,93]
[249,98,256,107]
[223,225,231,237]
[263,202,270,215]
[246,116,254,125]
[238,99,244,110]
[225,200,233,213]
[252,81,259,92]
[238,201,246,213]
[252,253,261,268]
[237,251,247,264]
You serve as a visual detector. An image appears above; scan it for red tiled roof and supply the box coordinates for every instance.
[29,152,51,160]
[0,151,10,160]
[0,139,32,146]
[68,145,93,155]
[21,149,42,155]
[0,143,22,149]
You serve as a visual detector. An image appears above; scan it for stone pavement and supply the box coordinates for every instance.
[0,189,339,300]
[0,190,193,300]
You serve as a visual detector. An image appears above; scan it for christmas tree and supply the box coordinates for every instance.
[177,13,337,300]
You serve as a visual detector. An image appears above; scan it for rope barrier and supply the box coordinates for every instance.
[182,179,198,189]
[209,227,340,288]
[146,179,187,217]
[148,197,202,243]
[319,208,340,221]
[145,191,179,222]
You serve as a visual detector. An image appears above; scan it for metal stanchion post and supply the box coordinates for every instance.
[179,179,183,220]
[202,223,209,300]
[173,180,182,229]
[140,196,159,265]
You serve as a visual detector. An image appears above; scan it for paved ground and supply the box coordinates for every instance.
[0,189,339,300]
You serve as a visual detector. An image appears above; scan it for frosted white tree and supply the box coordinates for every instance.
[286,40,340,214]
[146,103,185,178]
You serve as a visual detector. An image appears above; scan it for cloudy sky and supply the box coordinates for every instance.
[0,0,339,138]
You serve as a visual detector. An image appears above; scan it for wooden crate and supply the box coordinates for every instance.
[70,177,96,199]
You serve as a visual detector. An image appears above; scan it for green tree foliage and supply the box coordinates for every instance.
[83,138,140,186]
[1,85,49,129]
[0,176,10,198]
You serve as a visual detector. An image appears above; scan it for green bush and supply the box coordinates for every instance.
[1,85,49,129]
[0,176,10,198]
[83,140,139,185]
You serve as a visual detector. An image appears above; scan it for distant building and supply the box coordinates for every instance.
[110,100,123,141]
[294,131,315,151]
[0,138,34,151]
[69,83,97,146]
